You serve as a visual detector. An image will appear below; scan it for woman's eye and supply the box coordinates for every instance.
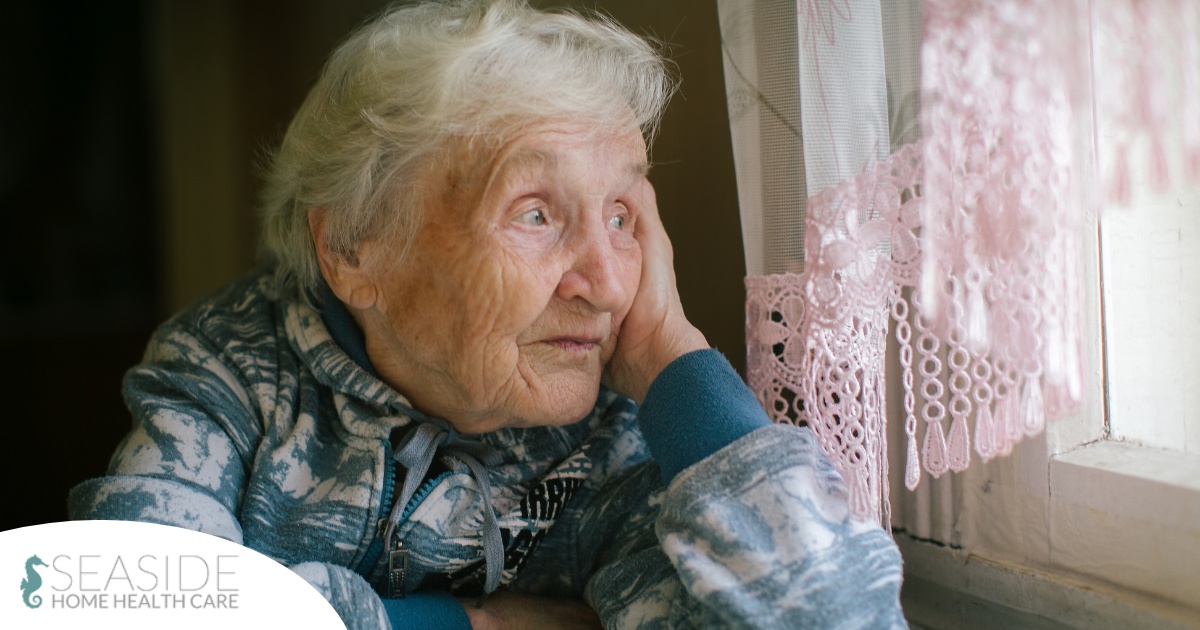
[608,214,626,230]
[515,207,547,227]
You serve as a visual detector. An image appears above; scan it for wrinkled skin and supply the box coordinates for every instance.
[314,122,707,435]
[461,592,601,630]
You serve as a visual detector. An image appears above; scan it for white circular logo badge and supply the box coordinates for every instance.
[2,521,345,629]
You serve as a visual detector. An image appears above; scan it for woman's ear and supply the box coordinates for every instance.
[308,207,378,310]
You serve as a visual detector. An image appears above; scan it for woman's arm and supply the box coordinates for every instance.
[68,323,395,629]
[69,324,258,538]
[586,357,907,628]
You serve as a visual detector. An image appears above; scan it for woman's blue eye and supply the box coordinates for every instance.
[516,208,547,226]
[608,215,626,230]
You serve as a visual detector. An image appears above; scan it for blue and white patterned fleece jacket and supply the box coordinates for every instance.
[69,271,907,629]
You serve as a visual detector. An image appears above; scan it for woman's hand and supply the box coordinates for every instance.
[461,592,601,630]
[605,179,709,403]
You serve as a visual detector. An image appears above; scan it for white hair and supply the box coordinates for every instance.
[258,0,676,301]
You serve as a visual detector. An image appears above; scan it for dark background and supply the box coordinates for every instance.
[0,0,744,532]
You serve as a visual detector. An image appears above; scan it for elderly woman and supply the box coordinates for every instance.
[70,1,906,628]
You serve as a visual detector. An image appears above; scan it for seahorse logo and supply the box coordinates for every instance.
[20,555,48,609]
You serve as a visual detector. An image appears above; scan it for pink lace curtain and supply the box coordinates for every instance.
[719,0,1200,525]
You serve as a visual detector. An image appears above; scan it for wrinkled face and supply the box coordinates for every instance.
[356,123,647,433]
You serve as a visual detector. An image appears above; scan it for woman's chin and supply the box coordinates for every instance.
[491,380,603,432]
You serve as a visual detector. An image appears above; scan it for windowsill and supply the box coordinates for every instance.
[897,439,1200,628]
[898,535,1200,630]
[1045,439,1200,609]
[1051,439,1200,528]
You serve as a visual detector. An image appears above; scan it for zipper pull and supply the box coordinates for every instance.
[387,539,410,598]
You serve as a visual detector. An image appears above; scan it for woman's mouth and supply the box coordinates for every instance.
[544,337,601,352]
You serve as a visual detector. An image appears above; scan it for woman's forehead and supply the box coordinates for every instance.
[484,127,648,186]
[431,123,647,216]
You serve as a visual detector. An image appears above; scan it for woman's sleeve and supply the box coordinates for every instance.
[66,325,399,630]
[68,325,260,540]
[584,349,908,629]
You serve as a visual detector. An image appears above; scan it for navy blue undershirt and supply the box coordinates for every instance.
[318,280,380,379]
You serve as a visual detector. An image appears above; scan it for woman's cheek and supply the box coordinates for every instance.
[476,248,556,334]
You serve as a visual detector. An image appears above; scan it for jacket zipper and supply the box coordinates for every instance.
[383,470,451,597]
[353,439,396,579]
[354,438,451,598]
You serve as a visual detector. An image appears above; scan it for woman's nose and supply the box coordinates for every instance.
[556,220,630,313]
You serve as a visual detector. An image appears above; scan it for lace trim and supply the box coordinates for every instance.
[740,0,1200,526]
[747,115,1089,521]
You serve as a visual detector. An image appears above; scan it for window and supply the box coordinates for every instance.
[895,10,1200,625]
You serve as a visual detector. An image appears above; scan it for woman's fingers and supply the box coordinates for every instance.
[633,179,672,267]
[462,592,602,630]
[605,179,708,402]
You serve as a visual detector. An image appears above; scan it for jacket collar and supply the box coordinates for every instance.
[283,280,418,439]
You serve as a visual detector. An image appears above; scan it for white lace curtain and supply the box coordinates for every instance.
[719,0,1200,525]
